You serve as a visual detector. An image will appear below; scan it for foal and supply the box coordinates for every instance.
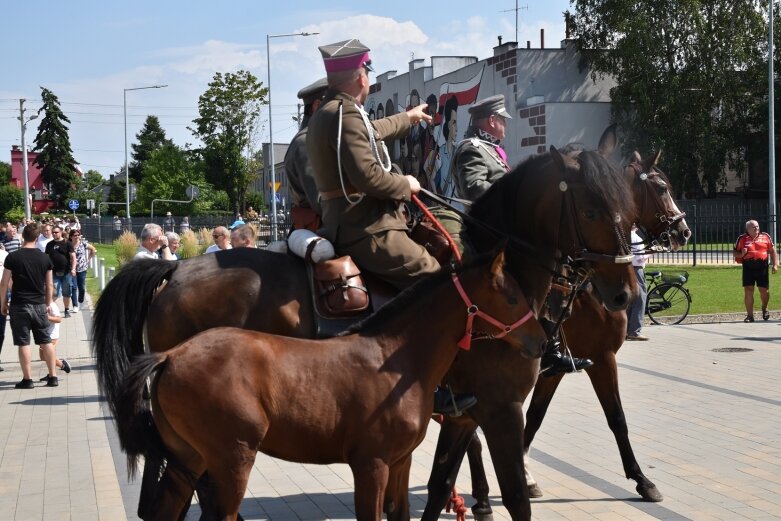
[117,249,545,521]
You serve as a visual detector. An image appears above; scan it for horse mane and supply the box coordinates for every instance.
[577,149,636,226]
[341,252,495,336]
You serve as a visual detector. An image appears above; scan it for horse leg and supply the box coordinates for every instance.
[586,353,663,502]
[384,454,412,521]
[465,432,494,520]
[202,442,257,520]
[420,419,478,521]
[350,457,389,521]
[479,403,531,521]
[522,372,565,498]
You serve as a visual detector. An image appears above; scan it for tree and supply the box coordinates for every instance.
[570,0,768,197]
[0,184,24,217]
[190,70,267,213]
[136,144,198,214]
[0,161,11,184]
[32,87,79,207]
[129,115,173,184]
[83,169,104,191]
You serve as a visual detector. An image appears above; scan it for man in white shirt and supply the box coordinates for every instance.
[626,226,651,341]
[135,224,173,260]
[204,226,232,254]
[36,223,54,252]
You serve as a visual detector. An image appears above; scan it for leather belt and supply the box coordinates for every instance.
[320,188,362,201]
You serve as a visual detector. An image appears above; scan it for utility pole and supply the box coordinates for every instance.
[770,0,777,243]
[501,1,528,43]
[18,99,38,221]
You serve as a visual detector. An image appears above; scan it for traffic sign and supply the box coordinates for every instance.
[68,199,80,211]
[268,181,281,192]
[86,199,95,210]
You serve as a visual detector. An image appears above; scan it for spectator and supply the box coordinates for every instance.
[3,223,21,253]
[135,223,173,261]
[179,216,190,235]
[246,206,259,221]
[163,212,176,233]
[164,232,181,259]
[0,243,6,372]
[229,214,245,230]
[45,225,76,317]
[69,215,81,231]
[230,224,256,248]
[39,284,71,380]
[734,219,779,322]
[626,226,652,340]
[113,215,122,233]
[205,226,231,253]
[68,229,96,312]
[0,222,58,388]
[36,223,54,252]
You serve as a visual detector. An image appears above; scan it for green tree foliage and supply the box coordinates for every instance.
[0,184,24,218]
[570,0,768,197]
[129,115,173,184]
[32,87,79,207]
[0,161,11,184]
[190,70,267,213]
[136,144,201,214]
[83,169,104,191]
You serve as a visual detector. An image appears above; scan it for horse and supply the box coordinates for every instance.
[112,249,547,521]
[422,136,691,520]
[93,146,638,521]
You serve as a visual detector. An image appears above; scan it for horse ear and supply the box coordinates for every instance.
[641,150,662,171]
[490,242,508,278]
[597,124,618,158]
[550,146,580,172]
[632,150,642,162]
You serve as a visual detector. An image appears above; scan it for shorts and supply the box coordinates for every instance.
[9,303,52,346]
[52,272,72,298]
[742,259,769,288]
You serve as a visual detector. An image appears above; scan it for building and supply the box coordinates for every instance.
[9,145,82,214]
[258,142,289,213]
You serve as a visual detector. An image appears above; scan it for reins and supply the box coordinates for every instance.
[628,162,687,252]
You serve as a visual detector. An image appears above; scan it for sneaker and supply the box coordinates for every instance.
[433,386,477,416]
[626,334,650,341]
[64,309,71,318]
[71,306,79,314]
[762,309,770,321]
[15,378,34,389]
[61,359,71,373]
[46,376,59,387]
[39,375,51,382]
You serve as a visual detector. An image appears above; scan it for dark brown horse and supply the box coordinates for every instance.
[423,140,691,520]
[94,147,637,521]
[113,250,546,521]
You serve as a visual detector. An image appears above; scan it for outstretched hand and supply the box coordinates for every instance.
[407,103,433,125]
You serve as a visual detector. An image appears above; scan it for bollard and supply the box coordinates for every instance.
[98,258,106,290]
[108,267,115,283]
[92,255,99,278]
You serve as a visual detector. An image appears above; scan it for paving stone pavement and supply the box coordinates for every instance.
[1,301,780,520]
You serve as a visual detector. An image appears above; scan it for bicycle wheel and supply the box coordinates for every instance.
[646,283,691,325]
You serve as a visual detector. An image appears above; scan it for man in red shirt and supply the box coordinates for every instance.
[734,220,779,321]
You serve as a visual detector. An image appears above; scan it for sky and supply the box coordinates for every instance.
[0,0,571,179]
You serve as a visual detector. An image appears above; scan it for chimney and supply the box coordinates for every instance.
[526,41,531,49]
[12,145,19,151]
[540,28,545,48]
[498,35,503,46]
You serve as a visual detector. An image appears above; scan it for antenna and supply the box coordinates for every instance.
[500,1,528,43]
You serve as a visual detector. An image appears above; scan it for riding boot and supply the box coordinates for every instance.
[539,338,593,377]
[433,386,477,416]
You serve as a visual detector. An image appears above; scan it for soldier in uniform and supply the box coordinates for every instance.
[307,39,474,415]
[285,77,328,231]
[453,94,593,377]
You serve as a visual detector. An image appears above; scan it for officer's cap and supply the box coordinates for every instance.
[297,77,328,105]
[318,39,374,73]
[468,94,512,120]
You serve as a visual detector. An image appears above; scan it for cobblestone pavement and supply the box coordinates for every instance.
[1,301,779,520]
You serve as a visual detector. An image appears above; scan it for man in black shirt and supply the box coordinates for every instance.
[0,222,56,388]
[45,225,76,317]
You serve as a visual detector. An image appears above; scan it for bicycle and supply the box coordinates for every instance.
[645,270,692,325]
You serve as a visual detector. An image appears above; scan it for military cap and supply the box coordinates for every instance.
[468,94,512,119]
[318,39,374,73]
[297,77,328,105]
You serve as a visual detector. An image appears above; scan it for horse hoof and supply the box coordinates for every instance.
[637,483,663,502]
[472,512,494,521]
[527,482,543,498]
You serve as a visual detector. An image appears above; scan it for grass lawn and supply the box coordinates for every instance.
[81,245,762,315]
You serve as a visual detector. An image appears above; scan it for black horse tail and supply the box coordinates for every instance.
[114,351,170,478]
[91,259,178,426]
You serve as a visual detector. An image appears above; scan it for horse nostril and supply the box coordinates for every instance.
[682,228,692,240]
[614,292,629,308]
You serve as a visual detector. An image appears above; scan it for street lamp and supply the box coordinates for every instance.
[267,31,318,240]
[124,84,167,219]
[769,0,777,243]
[17,99,37,220]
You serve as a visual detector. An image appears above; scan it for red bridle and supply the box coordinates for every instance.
[451,272,535,350]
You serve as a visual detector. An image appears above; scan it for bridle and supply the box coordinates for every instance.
[627,162,687,252]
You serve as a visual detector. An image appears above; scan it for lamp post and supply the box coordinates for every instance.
[124,84,167,219]
[17,99,38,220]
[770,0,777,243]
[267,31,318,240]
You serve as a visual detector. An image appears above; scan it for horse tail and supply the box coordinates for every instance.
[114,351,170,479]
[91,259,177,423]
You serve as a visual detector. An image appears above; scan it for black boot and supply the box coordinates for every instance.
[539,338,593,377]
[433,386,477,416]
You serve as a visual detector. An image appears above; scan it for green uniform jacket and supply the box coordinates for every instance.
[306,89,439,289]
[452,127,510,201]
[284,126,322,215]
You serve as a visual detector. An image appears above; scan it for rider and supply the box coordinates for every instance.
[307,39,475,415]
[451,94,593,377]
[285,77,328,232]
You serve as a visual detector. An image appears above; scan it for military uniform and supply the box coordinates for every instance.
[453,95,512,201]
[306,40,439,289]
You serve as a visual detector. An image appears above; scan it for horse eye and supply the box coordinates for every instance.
[585,209,597,219]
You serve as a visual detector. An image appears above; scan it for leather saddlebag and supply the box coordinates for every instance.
[314,256,370,317]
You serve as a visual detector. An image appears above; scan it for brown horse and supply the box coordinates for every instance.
[423,139,691,520]
[94,147,637,521]
[113,250,546,521]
